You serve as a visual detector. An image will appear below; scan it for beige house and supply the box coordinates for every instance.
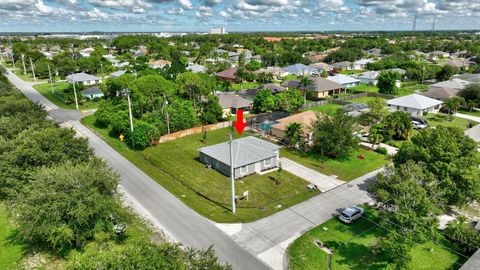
[271,110,318,141]
[282,76,345,99]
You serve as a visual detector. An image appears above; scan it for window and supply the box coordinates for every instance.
[264,158,272,167]
[240,166,248,175]
[403,107,407,111]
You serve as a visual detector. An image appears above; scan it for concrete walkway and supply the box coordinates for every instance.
[360,142,398,155]
[280,157,345,192]
[455,112,480,123]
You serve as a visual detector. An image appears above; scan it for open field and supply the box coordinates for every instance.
[82,115,319,223]
[288,208,465,270]
[0,204,24,270]
[281,147,388,181]
[301,103,342,115]
[33,82,100,110]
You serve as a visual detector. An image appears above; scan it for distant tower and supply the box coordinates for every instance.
[432,14,436,32]
[412,11,418,32]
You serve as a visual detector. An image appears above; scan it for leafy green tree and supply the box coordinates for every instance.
[299,76,311,104]
[52,51,78,77]
[127,121,158,149]
[459,83,480,105]
[104,73,136,98]
[245,60,262,71]
[443,96,464,117]
[274,89,304,112]
[132,75,177,113]
[176,72,214,110]
[394,126,480,205]
[380,233,413,270]
[381,111,412,140]
[253,89,275,113]
[444,216,480,254]
[238,52,246,67]
[436,65,458,81]
[14,160,120,251]
[311,111,359,158]
[201,95,224,124]
[167,98,199,132]
[377,71,400,95]
[362,97,388,124]
[284,122,303,149]
[466,100,478,112]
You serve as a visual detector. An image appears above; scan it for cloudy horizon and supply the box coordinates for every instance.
[0,0,479,32]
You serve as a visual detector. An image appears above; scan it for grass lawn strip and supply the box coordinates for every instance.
[81,115,319,223]
[288,208,465,270]
[0,204,24,270]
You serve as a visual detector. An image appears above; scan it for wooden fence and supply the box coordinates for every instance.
[154,120,233,144]
[299,92,395,109]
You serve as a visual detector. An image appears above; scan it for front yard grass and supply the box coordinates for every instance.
[288,208,465,270]
[13,69,47,83]
[281,147,388,181]
[33,82,100,110]
[230,81,259,90]
[350,84,379,93]
[301,103,342,115]
[424,113,478,131]
[458,108,480,118]
[348,96,385,104]
[81,115,319,223]
[0,204,24,270]
[396,83,428,96]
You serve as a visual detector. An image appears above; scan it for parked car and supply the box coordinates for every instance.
[339,206,364,224]
[412,120,427,130]
[410,116,428,126]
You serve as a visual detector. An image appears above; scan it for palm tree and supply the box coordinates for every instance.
[299,76,311,104]
[444,97,464,120]
[285,122,303,149]
[466,100,477,113]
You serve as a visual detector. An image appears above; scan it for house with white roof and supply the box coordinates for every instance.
[356,71,401,87]
[387,94,443,116]
[282,64,317,76]
[430,78,470,90]
[326,74,360,88]
[187,63,207,73]
[353,59,374,70]
[66,72,102,86]
[198,136,280,179]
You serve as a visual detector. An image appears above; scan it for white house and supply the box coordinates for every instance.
[326,74,360,88]
[387,94,443,116]
[356,71,401,87]
[79,47,94,57]
[148,59,171,69]
[66,72,102,86]
[353,59,374,70]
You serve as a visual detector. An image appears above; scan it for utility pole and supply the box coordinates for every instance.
[48,64,54,94]
[21,54,26,75]
[228,133,236,214]
[421,66,425,85]
[126,89,134,132]
[71,74,79,110]
[29,57,36,81]
[163,94,170,134]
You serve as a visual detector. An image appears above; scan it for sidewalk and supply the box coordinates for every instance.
[280,157,345,192]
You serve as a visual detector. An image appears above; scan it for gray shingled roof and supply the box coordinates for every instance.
[198,136,279,168]
[66,72,100,83]
[81,86,103,96]
[282,76,344,92]
[216,92,252,109]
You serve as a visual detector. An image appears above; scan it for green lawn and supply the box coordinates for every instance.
[339,69,365,75]
[288,208,465,270]
[231,81,259,90]
[81,115,319,223]
[0,204,24,270]
[424,113,478,131]
[283,74,300,81]
[281,147,388,181]
[350,84,379,93]
[33,82,101,110]
[396,83,428,96]
[302,103,342,115]
[459,108,480,118]
[13,69,47,83]
[348,96,385,104]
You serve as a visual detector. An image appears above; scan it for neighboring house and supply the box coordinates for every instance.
[438,59,470,69]
[387,94,443,116]
[430,51,450,59]
[459,248,480,270]
[282,64,317,76]
[215,67,238,82]
[282,76,345,99]
[271,110,317,142]
[306,52,327,63]
[387,68,407,78]
[186,63,207,73]
[104,55,128,68]
[81,86,104,100]
[421,86,460,101]
[216,92,252,116]
[255,66,289,77]
[198,136,280,179]
[356,71,379,85]
[331,61,353,71]
[453,73,480,84]
[41,51,55,59]
[240,83,286,101]
[353,59,374,70]
[66,72,102,86]
[327,74,360,88]
[366,48,382,57]
[430,78,470,90]
[309,62,333,72]
[110,70,126,78]
[451,50,468,59]
[80,47,94,57]
[148,59,171,69]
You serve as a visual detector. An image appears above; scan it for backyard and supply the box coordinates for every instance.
[348,96,385,104]
[33,82,101,110]
[302,103,342,115]
[281,147,388,181]
[350,84,379,93]
[288,208,465,270]
[0,204,24,270]
[230,81,259,90]
[81,115,319,223]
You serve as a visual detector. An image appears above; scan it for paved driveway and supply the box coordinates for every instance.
[280,157,345,192]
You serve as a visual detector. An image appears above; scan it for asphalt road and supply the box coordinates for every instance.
[4,70,269,270]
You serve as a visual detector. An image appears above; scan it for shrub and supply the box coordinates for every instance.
[376,147,388,155]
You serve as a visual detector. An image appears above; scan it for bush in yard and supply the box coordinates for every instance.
[375,147,388,155]
[444,216,480,255]
[377,71,400,95]
[459,83,480,106]
[126,121,158,149]
[311,110,359,158]
[109,110,131,136]
[201,95,224,124]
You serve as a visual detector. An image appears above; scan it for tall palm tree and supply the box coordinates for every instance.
[466,100,477,113]
[285,122,303,148]
[444,97,464,119]
[299,76,311,104]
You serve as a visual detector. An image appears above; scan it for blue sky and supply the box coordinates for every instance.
[0,0,478,32]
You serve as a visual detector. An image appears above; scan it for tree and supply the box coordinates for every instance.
[459,83,480,106]
[380,233,413,270]
[274,89,304,112]
[133,75,177,113]
[299,76,311,104]
[201,95,224,124]
[394,126,480,205]
[362,97,388,124]
[444,216,480,254]
[443,96,464,117]
[238,52,246,68]
[284,122,303,148]
[381,111,412,140]
[167,98,199,132]
[466,100,477,112]
[14,159,120,251]
[126,121,158,149]
[377,71,400,95]
[245,60,261,71]
[253,89,275,113]
[310,111,359,158]
[436,65,458,81]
